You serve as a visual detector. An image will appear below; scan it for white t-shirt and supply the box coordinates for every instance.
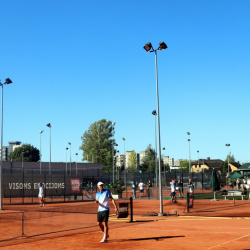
[38,185,44,198]
[170,182,176,192]
[188,183,194,193]
[138,182,144,190]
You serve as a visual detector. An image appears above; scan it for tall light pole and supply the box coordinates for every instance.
[66,147,68,174]
[152,110,158,187]
[0,77,12,210]
[46,123,51,174]
[144,41,167,215]
[75,153,78,175]
[162,147,166,186]
[68,142,71,174]
[187,132,191,173]
[39,130,44,174]
[197,150,199,171]
[115,143,118,179]
[225,144,230,176]
[22,150,24,170]
[112,122,116,183]
[116,150,120,179]
[122,137,126,188]
[22,150,24,203]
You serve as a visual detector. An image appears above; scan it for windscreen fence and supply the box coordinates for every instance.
[2,168,231,205]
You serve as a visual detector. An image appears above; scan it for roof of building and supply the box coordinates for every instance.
[192,159,224,170]
[238,163,250,170]
[229,162,241,168]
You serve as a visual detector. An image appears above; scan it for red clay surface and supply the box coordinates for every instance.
[1,198,250,249]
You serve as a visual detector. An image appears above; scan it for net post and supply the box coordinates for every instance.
[129,197,133,222]
[187,192,190,213]
[22,211,24,237]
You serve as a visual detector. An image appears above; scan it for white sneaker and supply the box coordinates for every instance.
[100,238,108,243]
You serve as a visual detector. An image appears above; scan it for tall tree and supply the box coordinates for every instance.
[79,119,115,168]
[222,154,236,172]
[127,150,138,173]
[179,160,189,172]
[8,144,40,162]
[141,144,156,173]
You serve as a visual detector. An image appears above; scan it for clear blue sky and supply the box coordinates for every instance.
[1,1,249,164]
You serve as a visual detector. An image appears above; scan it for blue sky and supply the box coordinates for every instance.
[1,0,250,164]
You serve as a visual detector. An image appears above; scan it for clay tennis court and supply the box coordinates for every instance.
[1,198,250,249]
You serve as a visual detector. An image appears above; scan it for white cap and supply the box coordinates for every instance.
[97,182,104,186]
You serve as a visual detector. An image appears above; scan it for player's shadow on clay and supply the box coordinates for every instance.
[114,235,185,242]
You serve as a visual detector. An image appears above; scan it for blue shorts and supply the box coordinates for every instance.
[171,192,176,197]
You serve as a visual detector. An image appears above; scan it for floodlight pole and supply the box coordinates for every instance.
[75,153,78,175]
[187,132,191,173]
[155,50,163,215]
[197,150,199,170]
[66,147,68,174]
[68,142,71,174]
[144,42,167,216]
[46,123,52,174]
[152,110,158,187]
[225,144,230,176]
[0,78,12,210]
[122,138,126,188]
[112,122,116,183]
[39,130,44,174]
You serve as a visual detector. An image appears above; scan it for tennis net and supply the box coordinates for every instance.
[185,191,250,217]
[1,198,132,242]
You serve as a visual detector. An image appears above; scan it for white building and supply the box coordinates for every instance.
[0,141,21,161]
[163,156,174,168]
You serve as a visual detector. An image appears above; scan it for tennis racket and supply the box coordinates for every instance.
[84,190,95,200]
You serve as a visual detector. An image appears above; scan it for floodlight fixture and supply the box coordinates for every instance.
[143,42,152,52]
[152,110,157,115]
[158,41,168,50]
[4,78,12,85]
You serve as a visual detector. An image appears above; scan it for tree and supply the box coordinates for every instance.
[127,150,138,173]
[179,160,189,172]
[79,119,115,168]
[8,144,40,162]
[222,154,236,172]
[163,163,170,172]
[141,144,156,173]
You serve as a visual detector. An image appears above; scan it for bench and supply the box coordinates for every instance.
[223,191,246,200]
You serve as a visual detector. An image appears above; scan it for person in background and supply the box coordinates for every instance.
[131,180,136,199]
[188,179,194,194]
[38,183,45,207]
[138,180,144,198]
[147,180,152,199]
[236,178,241,189]
[170,179,177,203]
[243,178,247,188]
[176,179,184,199]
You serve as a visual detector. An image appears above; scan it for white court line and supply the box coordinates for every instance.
[206,233,250,250]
